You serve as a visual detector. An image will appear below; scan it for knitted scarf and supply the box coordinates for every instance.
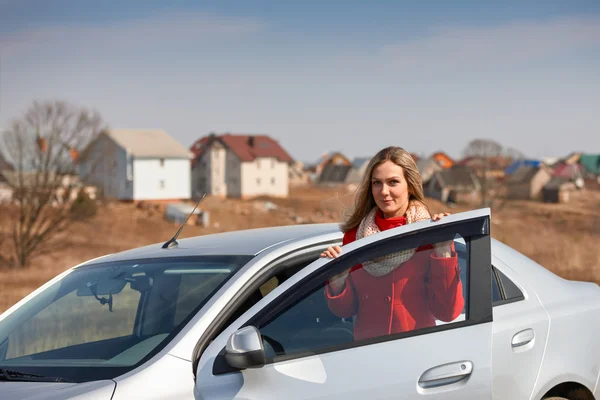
[356,203,431,277]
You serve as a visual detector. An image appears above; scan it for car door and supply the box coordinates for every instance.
[490,258,549,400]
[194,209,493,400]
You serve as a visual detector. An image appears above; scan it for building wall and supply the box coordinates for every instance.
[209,146,227,197]
[133,158,190,200]
[507,183,531,200]
[191,152,209,198]
[225,151,242,197]
[241,157,288,198]
[530,170,552,199]
[79,134,130,200]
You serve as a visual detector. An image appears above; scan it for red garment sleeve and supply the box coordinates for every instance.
[426,248,465,322]
[324,229,359,318]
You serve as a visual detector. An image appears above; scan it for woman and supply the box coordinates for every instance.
[321,146,464,341]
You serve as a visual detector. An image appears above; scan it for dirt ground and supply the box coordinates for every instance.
[1,185,599,313]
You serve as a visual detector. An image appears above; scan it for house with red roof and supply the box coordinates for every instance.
[190,133,294,198]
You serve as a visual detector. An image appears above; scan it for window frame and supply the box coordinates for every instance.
[212,216,491,373]
[492,266,525,307]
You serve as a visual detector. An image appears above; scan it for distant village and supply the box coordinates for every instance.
[1,129,599,218]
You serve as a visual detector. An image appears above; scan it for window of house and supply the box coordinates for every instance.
[256,160,261,169]
[159,180,165,189]
[160,158,165,167]
[271,159,276,169]
[271,177,276,185]
[257,178,261,186]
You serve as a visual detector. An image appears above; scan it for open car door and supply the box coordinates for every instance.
[194,209,493,400]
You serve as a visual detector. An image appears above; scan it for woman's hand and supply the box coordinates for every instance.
[320,245,342,258]
[432,212,453,257]
[431,212,451,221]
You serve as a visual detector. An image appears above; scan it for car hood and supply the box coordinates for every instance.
[0,379,115,399]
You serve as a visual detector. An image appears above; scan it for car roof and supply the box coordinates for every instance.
[79,223,342,266]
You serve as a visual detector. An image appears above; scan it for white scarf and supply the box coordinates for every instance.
[356,203,431,277]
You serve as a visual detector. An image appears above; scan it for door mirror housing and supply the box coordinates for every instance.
[224,326,266,370]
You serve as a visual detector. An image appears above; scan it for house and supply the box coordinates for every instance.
[80,129,192,201]
[0,151,13,172]
[506,165,552,200]
[315,152,351,179]
[431,152,455,169]
[458,156,511,180]
[289,161,311,187]
[580,154,600,174]
[0,171,95,205]
[551,162,584,189]
[417,158,443,184]
[417,151,456,185]
[425,165,481,205]
[504,159,541,176]
[542,177,577,203]
[0,171,13,203]
[345,157,371,184]
[190,133,294,198]
[318,164,353,185]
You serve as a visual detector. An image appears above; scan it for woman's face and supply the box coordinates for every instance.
[371,160,410,218]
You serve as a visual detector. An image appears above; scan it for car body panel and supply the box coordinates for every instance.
[92,224,341,263]
[0,379,115,400]
[490,256,550,400]
[112,354,193,400]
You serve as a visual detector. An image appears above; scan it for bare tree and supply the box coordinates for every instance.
[504,147,526,163]
[462,139,503,206]
[0,100,106,268]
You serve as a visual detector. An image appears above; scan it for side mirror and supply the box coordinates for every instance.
[224,326,266,370]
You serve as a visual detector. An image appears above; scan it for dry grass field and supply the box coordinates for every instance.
[1,185,599,313]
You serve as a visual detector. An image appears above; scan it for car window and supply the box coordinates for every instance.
[257,233,470,360]
[497,269,523,300]
[492,267,502,303]
[492,267,524,305]
[0,255,252,383]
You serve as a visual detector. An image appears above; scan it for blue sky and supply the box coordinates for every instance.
[1,1,599,163]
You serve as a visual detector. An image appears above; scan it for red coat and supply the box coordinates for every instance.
[325,210,464,341]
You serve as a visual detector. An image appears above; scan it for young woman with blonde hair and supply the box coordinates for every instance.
[321,146,464,340]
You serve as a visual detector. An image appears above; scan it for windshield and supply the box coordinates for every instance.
[0,255,252,382]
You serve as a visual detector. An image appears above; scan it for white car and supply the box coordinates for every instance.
[0,209,599,399]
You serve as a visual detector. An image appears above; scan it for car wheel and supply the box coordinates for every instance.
[544,388,591,400]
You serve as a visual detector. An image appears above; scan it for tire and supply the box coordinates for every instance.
[543,388,591,400]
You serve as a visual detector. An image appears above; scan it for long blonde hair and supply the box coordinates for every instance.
[340,146,429,233]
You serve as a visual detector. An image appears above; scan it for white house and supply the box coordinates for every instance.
[190,133,294,198]
[80,129,192,201]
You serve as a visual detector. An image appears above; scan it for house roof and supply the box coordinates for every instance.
[552,162,583,179]
[580,154,600,175]
[318,164,352,183]
[431,152,455,168]
[505,159,541,175]
[507,165,545,184]
[191,134,294,164]
[105,129,192,159]
[435,166,479,190]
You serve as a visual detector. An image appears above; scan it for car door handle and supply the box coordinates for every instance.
[512,328,534,348]
[418,361,473,389]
